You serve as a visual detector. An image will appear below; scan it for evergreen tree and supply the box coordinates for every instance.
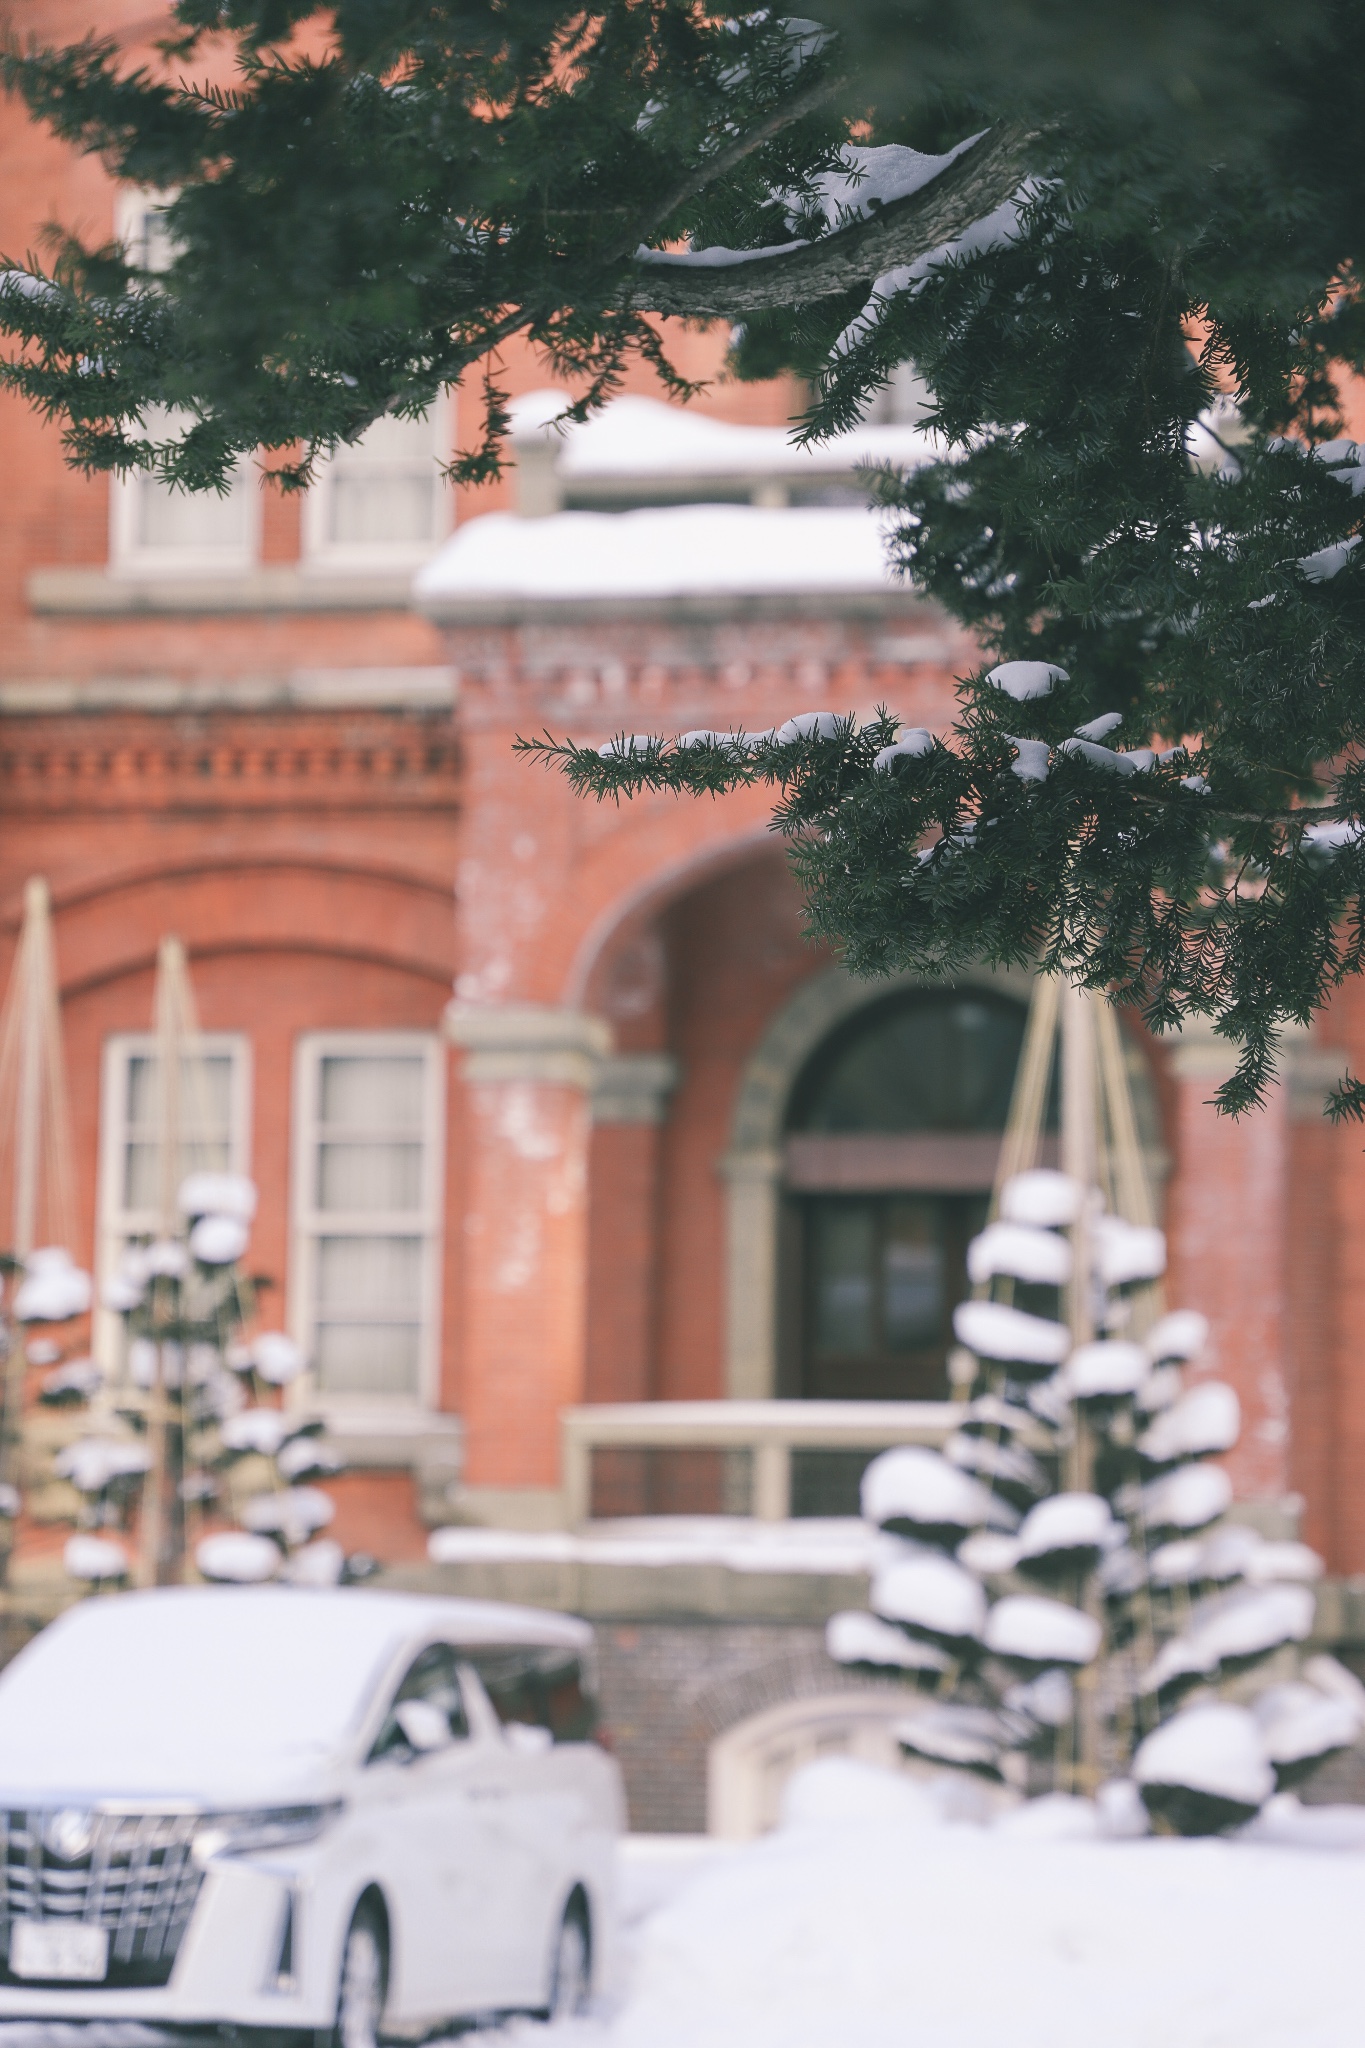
[826,1164,1365,1834]
[4,3,1365,1101]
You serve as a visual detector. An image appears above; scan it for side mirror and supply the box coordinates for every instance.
[395,1699,453,1755]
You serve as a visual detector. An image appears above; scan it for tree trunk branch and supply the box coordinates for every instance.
[603,71,849,266]
[618,121,1041,319]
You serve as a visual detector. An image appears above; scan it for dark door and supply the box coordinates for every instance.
[799,1191,988,1400]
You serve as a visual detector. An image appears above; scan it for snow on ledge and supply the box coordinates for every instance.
[428,1514,880,1575]
[415,503,906,606]
[509,390,941,480]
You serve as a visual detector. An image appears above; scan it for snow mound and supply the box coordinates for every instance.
[1093,1215,1166,1285]
[983,1595,1101,1667]
[1005,1668,1073,1727]
[860,1445,998,1539]
[1008,736,1052,783]
[1016,1492,1120,1566]
[15,1247,91,1323]
[825,1609,949,1677]
[1303,1652,1365,1714]
[873,729,933,772]
[994,1791,1098,1841]
[190,1214,249,1264]
[1244,1790,1365,1851]
[952,1299,1070,1369]
[1142,1585,1317,1697]
[1252,1684,1361,1775]
[967,1220,1072,1286]
[587,1757,1365,2048]
[241,1485,334,1542]
[1148,1538,1205,1586]
[985,661,1068,702]
[1139,1381,1240,1463]
[1142,1461,1233,1534]
[54,1437,151,1494]
[220,1408,293,1457]
[998,1167,1082,1226]
[1065,1339,1147,1399]
[775,711,845,743]
[896,1703,1013,1773]
[64,1534,129,1582]
[778,1755,940,1831]
[946,1429,1046,1495]
[196,1530,280,1584]
[251,1331,307,1384]
[871,1553,986,1645]
[1135,1702,1274,1808]
[1246,1539,1323,1585]
[957,1530,1023,1575]
[1146,1309,1209,1362]
[417,504,901,604]
[277,1435,342,1482]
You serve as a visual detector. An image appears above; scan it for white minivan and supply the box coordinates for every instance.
[0,1586,624,2037]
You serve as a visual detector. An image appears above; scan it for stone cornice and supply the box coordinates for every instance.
[0,710,461,812]
[27,566,416,616]
[0,669,456,715]
[420,586,939,630]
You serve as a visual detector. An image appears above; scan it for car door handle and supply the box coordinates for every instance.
[468,1784,507,1801]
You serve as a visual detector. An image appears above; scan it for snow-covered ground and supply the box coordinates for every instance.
[494,1758,1365,2048]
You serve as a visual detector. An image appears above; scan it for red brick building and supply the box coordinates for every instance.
[4,4,1365,1600]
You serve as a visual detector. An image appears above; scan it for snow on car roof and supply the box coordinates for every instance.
[0,1588,591,1804]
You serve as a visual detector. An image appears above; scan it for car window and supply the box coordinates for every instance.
[462,1645,597,1744]
[367,1644,470,1762]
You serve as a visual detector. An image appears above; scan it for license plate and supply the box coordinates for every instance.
[10,1921,109,1982]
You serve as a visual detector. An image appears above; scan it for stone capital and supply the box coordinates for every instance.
[445,1001,613,1088]
[591,1053,680,1125]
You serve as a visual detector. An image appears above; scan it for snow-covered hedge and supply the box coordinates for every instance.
[828,1168,1365,1834]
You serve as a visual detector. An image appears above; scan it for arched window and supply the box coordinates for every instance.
[781,989,1042,1403]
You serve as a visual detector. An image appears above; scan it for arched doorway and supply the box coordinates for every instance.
[722,963,1163,1405]
[782,986,1038,1402]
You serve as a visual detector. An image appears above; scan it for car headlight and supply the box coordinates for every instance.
[192,1802,343,1865]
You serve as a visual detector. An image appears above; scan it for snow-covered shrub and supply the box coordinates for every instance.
[827,1170,1365,1834]
[99,1173,348,1587]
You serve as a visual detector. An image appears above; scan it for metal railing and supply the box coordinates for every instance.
[561,1399,958,1525]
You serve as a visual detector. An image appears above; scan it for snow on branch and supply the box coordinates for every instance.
[623,123,1039,318]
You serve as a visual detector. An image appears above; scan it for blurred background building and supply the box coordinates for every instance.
[4,1,1364,1828]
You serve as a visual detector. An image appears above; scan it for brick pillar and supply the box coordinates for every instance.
[586,1054,679,1403]
[1164,1018,1292,1508]
[1283,1038,1345,1563]
[445,1003,610,1505]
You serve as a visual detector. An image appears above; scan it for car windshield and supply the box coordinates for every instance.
[0,1588,425,1801]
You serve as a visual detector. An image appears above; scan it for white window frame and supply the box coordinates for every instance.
[94,1032,253,1369]
[107,414,261,578]
[300,398,453,574]
[114,185,179,276]
[108,189,260,577]
[290,1031,445,1415]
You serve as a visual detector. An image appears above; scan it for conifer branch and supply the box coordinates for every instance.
[622,122,1040,317]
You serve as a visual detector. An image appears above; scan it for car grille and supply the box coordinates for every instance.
[0,1809,205,1989]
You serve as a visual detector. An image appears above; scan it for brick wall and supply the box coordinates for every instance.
[594,1620,905,1832]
